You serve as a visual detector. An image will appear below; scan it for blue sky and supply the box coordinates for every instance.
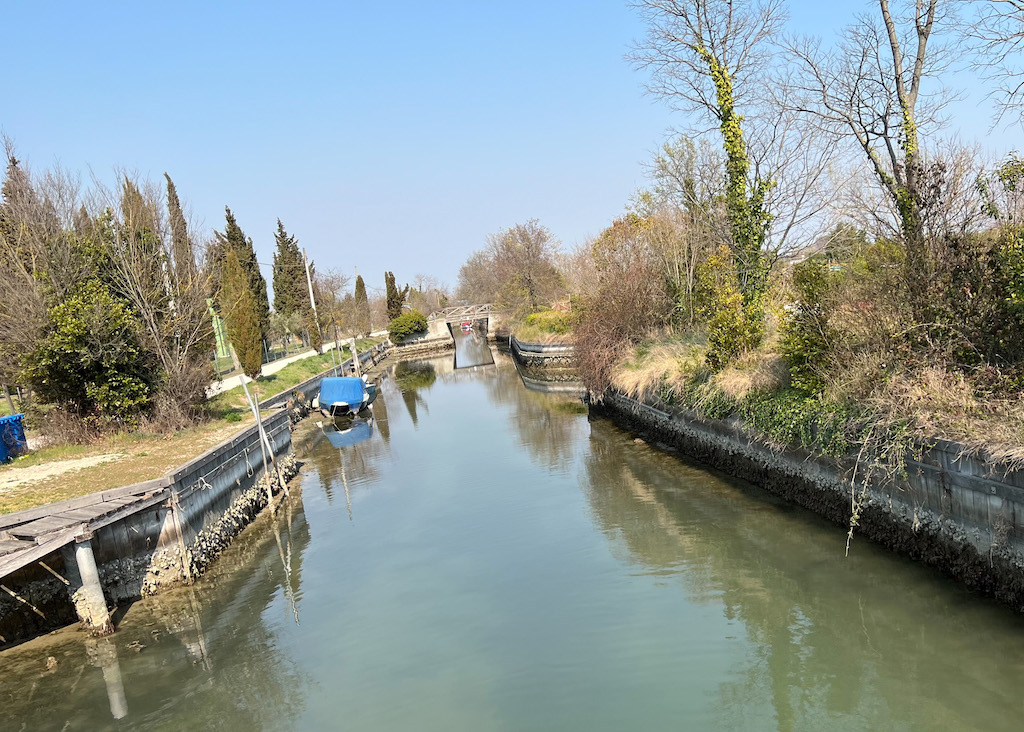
[2,1,1021,295]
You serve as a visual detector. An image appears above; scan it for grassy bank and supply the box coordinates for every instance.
[607,334,1024,471]
[0,339,380,514]
[207,339,379,419]
[511,309,575,344]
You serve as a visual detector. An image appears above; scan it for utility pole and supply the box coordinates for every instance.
[349,338,361,377]
[303,248,323,353]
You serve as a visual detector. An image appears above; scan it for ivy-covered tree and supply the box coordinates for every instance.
[633,0,784,350]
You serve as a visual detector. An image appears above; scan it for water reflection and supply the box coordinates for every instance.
[485,356,587,473]
[582,418,1024,732]
[5,357,1024,731]
[394,360,436,427]
[452,322,494,369]
[0,491,311,730]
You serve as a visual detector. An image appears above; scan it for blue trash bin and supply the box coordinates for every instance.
[0,413,27,463]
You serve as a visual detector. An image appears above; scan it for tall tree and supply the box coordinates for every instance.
[457,220,563,315]
[354,274,370,334]
[967,0,1024,123]
[271,219,308,318]
[109,176,212,425]
[787,0,952,296]
[212,207,270,339]
[221,248,263,379]
[632,0,785,326]
[385,271,409,321]
[164,173,194,285]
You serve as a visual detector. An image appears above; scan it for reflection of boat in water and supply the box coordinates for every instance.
[317,376,378,418]
[323,414,374,449]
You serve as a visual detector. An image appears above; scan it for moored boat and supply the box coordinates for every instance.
[319,376,375,418]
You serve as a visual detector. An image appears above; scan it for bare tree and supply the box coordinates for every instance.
[313,268,352,342]
[457,220,564,315]
[407,274,450,315]
[0,139,49,398]
[786,0,957,251]
[965,0,1024,123]
[97,173,214,425]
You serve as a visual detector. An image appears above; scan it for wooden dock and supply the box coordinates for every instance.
[0,479,171,581]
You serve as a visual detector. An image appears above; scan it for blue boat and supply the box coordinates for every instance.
[318,376,378,418]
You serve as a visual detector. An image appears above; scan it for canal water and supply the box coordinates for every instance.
[3,344,1024,731]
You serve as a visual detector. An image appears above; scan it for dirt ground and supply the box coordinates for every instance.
[0,422,247,515]
[0,454,127,494]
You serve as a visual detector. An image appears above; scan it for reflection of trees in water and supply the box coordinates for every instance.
[484,355,587,472]
[582,419,1024,732]
[0,493,312,730]
[394,360,436,427]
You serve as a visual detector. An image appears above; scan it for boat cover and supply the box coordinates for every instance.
[319,377,366,409]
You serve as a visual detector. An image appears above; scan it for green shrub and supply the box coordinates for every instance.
[388,310,428,342]
[523,309,574,335]
[695,248,763,370]
[23,280,153,426]
[780,255,838,394]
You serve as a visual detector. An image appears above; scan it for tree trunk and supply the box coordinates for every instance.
[2,384,16,415]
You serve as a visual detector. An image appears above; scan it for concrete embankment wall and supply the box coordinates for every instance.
[0,410,294,645]
[98,409,296,598]
[593,392,1024,611]
[508,336,580,386]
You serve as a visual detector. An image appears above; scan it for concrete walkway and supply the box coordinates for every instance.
[206,341,345,398]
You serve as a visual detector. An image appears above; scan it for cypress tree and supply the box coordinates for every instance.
[272,219,307,317]
[221,249,262,378]
[164,173,194,284]
[354,275,369,334]
[385,271,409,321]
[212,207,270,340]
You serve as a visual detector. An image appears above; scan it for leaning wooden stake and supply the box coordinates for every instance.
[238,379,287,498]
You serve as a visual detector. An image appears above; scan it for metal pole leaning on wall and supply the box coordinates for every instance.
[239,379,287,496]
[349,338,361,377]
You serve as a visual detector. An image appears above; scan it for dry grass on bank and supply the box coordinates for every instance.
[608,332,1024,465]
[610,337,706,399]
[861,367,1024,465]
[0,420,249,515]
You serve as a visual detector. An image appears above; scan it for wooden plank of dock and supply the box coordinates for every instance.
[0,487,170,580]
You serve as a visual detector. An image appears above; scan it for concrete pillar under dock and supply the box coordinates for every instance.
[61,536,114,635]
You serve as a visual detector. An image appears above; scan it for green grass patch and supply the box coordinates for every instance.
[207,340,380,419]
[515,309,576,343]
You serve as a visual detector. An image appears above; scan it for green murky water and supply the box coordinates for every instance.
[3,346,1024,731]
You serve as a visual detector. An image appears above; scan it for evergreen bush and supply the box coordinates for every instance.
[387,310,428,342]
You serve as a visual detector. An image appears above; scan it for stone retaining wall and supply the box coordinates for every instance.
[593,392,1024,611]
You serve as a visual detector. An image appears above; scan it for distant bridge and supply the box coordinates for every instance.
[428,304,495,324]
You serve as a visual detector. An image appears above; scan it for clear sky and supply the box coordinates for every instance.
[2,1,1020,295]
